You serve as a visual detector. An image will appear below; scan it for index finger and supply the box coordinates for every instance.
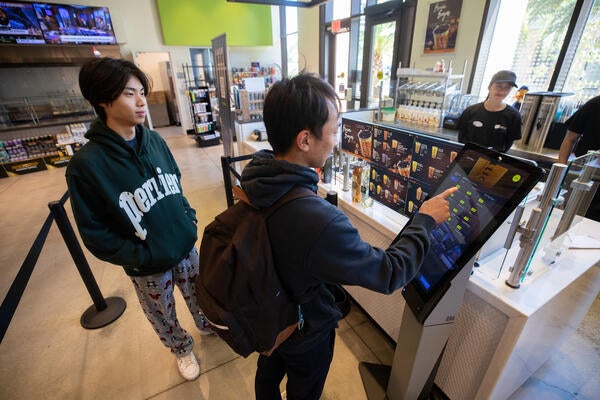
[436,186,459,199]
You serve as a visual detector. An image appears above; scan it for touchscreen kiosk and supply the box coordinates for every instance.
[402,143,545,322]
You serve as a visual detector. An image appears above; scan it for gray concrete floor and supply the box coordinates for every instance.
[0,126,598,399]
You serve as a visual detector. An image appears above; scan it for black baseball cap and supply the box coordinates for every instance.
[490,70,518,87]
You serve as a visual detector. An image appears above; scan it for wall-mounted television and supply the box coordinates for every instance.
[33,2,117,45]
[0,1,45,44]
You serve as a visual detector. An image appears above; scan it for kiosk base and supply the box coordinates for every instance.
[360,260,474,400]
[359,362,390,400]
[359,362,450,400]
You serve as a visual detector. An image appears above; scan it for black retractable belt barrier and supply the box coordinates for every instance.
[0,213,54,344]
[221,154,254,207]
[47,195,126,329]
[0,191,126,344]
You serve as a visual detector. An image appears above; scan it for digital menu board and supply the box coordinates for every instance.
[33,2,116,44]
[0,1,45,44]
[341,118,373,161]
[341,119,471,218]
[371,125,413,176]
[401,143,545,321]
[404,179,432,217]
[369,164,407,212]
[410,136,463,185]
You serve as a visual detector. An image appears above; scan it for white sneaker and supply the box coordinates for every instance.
[176,352,200,381]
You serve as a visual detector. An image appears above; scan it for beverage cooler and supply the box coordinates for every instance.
[518,92,575,152]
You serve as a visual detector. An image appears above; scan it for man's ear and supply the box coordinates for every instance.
[296,129,311,152]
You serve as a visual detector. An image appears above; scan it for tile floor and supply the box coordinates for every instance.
[0,126,598,400]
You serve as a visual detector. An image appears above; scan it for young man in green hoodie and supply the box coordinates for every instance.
[66,57,212,381]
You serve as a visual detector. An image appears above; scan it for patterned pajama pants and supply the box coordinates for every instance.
[130,247,205,356]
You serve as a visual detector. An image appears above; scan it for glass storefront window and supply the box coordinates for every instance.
[560,0,600,105]
[335,31,350,99]
[284,6,299,78]
[368,21,395,107]
[475,0,577,98]
[354,16,365,100]
[287,32,299,77]
[286,6,298,34]
[333,0,351,20]
[474,0,599,109]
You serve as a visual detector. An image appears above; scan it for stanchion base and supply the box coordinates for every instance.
[359,362,390,400]
[505,280,521,289]
[80,296,126,329]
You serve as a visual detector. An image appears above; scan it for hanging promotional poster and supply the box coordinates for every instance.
[424,0,462,54]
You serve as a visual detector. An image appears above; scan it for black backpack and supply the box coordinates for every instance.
[195,186,315,357]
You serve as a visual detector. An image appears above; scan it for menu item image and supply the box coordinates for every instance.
[372,126,414,174]
[405,180,433,216]
[410,136,463,185]
[358,129,372,159]
[369,164,407,212]
[341,118,373,161]
[468,158,508,188]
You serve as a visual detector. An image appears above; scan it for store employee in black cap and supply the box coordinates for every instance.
[457,70,522,152]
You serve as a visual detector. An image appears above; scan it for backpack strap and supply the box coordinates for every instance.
[264,186,317,218]
[235,184,318,333]
[233,185,317,217]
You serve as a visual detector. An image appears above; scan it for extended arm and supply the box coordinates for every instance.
[558,130,580,164]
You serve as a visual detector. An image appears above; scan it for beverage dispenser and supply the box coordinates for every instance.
[518,92,574,153]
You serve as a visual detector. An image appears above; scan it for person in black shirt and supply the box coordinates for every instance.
[457,70,522,152]
[558,94,600,221]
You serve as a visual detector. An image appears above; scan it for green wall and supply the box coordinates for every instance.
[156,0,272,47]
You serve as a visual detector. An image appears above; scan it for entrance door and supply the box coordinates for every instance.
[334,31,350,100]
[360,16,397,109]
[358,0,417,109]
[325,19,352,103]
[135,51,181,129]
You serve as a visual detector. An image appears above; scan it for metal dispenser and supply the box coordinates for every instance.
[505,163,569,288]
[553,151,599,239]
[518,92,574,152]
[342,154,351,192]
[542,151,600,264]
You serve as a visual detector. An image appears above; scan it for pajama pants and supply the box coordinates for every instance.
[130,247,205,356]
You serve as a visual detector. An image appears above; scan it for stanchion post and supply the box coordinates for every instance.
[221,155,235,207]
[48,200,126,329]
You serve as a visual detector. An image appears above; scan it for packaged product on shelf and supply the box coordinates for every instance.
[0,141,10,163]
[4,139,28,162]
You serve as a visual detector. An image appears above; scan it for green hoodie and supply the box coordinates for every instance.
[66,119,198,276]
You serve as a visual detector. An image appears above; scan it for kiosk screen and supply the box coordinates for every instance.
[402,143,544,319]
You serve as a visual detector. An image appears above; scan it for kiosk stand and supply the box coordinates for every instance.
[359,257,474,400]
[359,143,545,399]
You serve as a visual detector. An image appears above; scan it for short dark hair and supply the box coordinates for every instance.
[263,72,340,155]
[79,57,150,121]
